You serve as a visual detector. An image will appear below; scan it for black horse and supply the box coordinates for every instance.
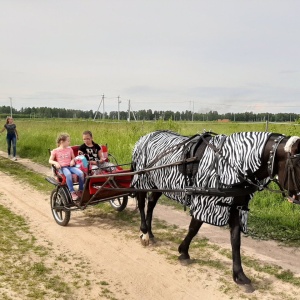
[131,131,300,287]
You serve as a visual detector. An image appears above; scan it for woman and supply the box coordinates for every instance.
[0,116,19,161]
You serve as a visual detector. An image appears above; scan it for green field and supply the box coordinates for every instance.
[1,118,299,165]
[1,119,300,245]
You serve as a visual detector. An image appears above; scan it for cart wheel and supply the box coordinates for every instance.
[109,196,128,212]
[50,187,71,226]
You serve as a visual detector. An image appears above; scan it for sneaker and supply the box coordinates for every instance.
[76,190,83,198]
[12,157,17,161]
[71,192,78,201]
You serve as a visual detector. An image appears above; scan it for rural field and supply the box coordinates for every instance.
[1,118,300,165]
[1,119,300,299]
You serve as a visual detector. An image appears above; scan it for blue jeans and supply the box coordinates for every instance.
[61,167,84,192]
[6,134,17,157]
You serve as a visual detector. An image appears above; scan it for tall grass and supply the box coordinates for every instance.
[248,184,300,244]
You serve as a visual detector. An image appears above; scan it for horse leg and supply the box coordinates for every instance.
[136,191,149,246]
[178,216,203,262]
[229,207,251,285]
[146,192,161,240]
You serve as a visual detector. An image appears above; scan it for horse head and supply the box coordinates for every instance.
[261,135,300,201]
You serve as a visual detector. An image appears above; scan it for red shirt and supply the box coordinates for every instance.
[52,147,74,167]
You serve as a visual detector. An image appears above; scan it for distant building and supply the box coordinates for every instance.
[217,119,230,123]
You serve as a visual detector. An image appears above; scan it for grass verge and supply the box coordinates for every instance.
[0,201,71,299]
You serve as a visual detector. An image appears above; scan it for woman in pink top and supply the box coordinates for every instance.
[49,133,84,201]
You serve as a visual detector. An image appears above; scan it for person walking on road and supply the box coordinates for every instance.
[0,116,19,161]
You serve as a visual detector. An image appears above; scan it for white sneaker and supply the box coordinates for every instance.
[12,157,17,161]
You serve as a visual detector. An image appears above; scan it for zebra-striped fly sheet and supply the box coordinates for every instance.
[132,130,272,231]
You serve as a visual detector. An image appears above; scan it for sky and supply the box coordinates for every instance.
[0,0,300,115]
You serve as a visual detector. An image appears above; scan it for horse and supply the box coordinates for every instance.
[131,130,300,287]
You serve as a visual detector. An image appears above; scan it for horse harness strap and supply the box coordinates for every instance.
[200,135,227,189]
[180,133,213,211]
[267,135,285,180]
[181,133,212,184]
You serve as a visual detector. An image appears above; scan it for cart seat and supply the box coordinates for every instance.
[72,145,79,157]
[101,144,109,162]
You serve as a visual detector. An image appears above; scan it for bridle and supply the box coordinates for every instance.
[283,153,300,198]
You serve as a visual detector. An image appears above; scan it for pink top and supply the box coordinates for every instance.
[51,147,74,167]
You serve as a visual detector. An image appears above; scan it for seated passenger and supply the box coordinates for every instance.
[78,130,115,173]
[49,133,84,200]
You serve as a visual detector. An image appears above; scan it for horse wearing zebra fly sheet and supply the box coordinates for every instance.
[131,130,300,287]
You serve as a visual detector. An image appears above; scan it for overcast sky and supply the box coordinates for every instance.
[1,0,299,114]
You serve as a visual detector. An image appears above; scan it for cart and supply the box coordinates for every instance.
[45,145,134,226]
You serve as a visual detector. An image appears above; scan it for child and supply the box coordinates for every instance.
[49,133,84,200]
[78,130,105,166]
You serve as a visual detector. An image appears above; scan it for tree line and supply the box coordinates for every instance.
[0,105,299,122]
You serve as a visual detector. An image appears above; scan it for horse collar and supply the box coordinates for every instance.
[267,135,285,179]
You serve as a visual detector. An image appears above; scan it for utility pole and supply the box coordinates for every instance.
[93,94,104,121]
[118,96,121,121]
[9,97,13,117]
[265,113,269,132]
[127,100,131,122]
[102,94,105,120]
[192,101,194,121]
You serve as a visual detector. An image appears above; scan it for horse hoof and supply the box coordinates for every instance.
[178,253,190,266]
[241,284,255,293]
[179,258,191,266]
[140,233,150,246]
[141,240,149,246]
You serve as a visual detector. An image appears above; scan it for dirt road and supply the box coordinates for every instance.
[1,152,300,299]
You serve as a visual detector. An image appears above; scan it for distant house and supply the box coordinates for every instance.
[217,119,230,122]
